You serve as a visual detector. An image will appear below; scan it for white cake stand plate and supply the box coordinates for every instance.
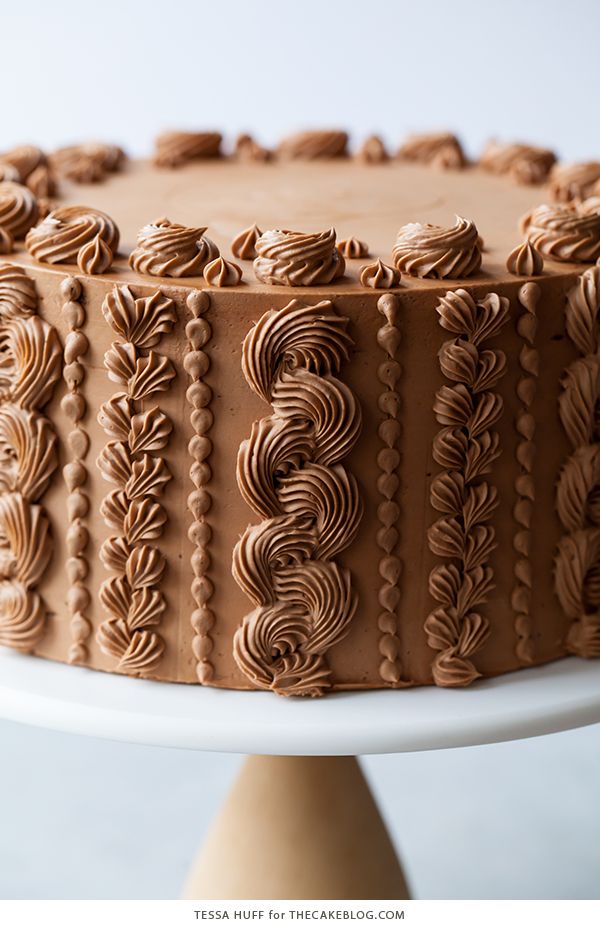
[2,649,599,900]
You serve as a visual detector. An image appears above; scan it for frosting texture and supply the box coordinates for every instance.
[277,131,348,160]
[550,162,600,202]
[480,141,556,184]
[555,266,600,657]
[97,285,176,674]
[0,182,39,238]
[522,203,600,263]
[203,255,242,287]
[392,216,481,279]
[231,224,262,260]
[154,132,222,167]
[506,240,544,276]
[50,143,125,183]
[233,299,362,695]
[360,258,399,289]
[426,289,509,686]
[254,228,345,286]
[25,205,119,268]
[397,132,466,169]
[0,263,61,651]
[357,135,388,163]
[129,218,219,277]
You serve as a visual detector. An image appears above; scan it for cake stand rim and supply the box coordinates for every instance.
[0,650,599,755]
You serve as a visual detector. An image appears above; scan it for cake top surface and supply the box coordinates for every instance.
[3,132,596,291]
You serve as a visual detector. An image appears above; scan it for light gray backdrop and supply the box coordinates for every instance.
[0,0,599,901]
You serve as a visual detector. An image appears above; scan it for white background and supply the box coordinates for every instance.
[0,0,599,901]
[2,0,599,161]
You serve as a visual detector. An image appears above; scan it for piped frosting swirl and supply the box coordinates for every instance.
[25,205,120,268]
[357,135,388,164]
[506,241,544,276]
[392,216,482,279]
[549,162,600,203]
[203,255,242,287]
[254,228,345,286]
[480,141,556,184]
[397,132,466,169]
[232,224,262,260]
[153,131,222,167]
[0,146,46,184]
[129,218,219,277]
[50,143,125,183]
[337,237,369,259]
[277,130,348,160]
[0,182,39,238]
[359,259,399,289]
[521,203,600,263]
[234,134,271,162]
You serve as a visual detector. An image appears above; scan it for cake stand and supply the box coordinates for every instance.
[1,649,599,900]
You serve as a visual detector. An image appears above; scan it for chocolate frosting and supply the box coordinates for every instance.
[0,145,46,184]
[233,299,362,695]
[78,234,113,274]
[397,132,466,169]
[203,256,242,287]
[231,224,262,260]
[392,216,481,279]
[521,203,600,263]
[50,143,125,183]
[129,218,219,277]
[359,258,399,289]
[254,228,345,286]
[426,289,509,686]
[506,240,544,276]
[25,205,120,267]
[0,228,13,254]
[0,264,38,319]
[357,135,388,164]
[0,182,39,239]
[338,237,369,259]
[153,131,222,167]
[234,134,271,162]
[277,131,348,160]
[480,141,556,184]
[549,162,600,202]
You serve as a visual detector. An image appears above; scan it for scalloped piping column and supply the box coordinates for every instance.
[96,285,176,675]
[512,283,540,664]
[184,290,215,684]
[376,294,409,686]
[60,276,92,664]
[425,289,510,686]
[555,266,600,657]
[232,299,363,696]
[0,264,61,651]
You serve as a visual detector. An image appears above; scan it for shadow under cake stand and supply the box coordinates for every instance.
[1,649,599,900]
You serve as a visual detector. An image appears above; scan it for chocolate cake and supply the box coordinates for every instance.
[0,129,599,696]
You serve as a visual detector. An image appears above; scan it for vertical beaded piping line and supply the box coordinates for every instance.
[376,294,409,686]
[60,276,92,665]
[184,289,215,684]
[512,282,540,665]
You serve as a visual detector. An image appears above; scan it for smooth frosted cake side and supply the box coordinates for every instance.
[0,131,599,695]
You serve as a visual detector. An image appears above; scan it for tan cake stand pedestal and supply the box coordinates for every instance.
[1,650,600,900]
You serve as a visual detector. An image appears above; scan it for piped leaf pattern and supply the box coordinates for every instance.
[425,289,509,687]
[96,284,175,675]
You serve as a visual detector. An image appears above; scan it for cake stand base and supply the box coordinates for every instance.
[183,755,410,900]
[1,651,600,900]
